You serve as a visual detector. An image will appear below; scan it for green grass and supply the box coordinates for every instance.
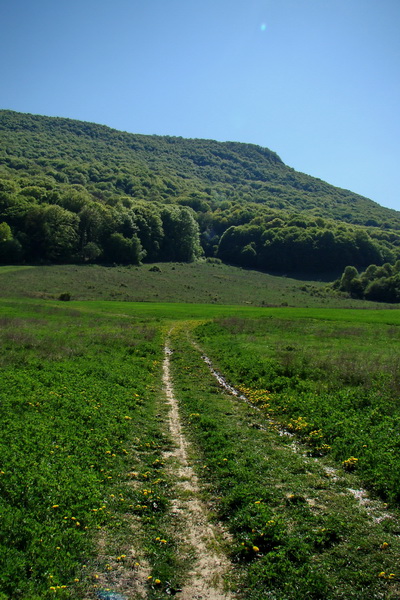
[0,262,395,308]
[1,290,400,599]
[0,266,35,274]
[0,301,183,599]
[195,314,400,503]
[169,326,400,599]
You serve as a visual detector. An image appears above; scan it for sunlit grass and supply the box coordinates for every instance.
[171,327,400,599]
[1,296,400,599]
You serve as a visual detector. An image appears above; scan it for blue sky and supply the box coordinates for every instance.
[1,0,400,211]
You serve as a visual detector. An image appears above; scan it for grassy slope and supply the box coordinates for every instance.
[0,262,396,309]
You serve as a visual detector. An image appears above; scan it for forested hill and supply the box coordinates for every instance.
[1,108,400,274]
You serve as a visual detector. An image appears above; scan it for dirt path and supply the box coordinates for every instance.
[162,342,234,600]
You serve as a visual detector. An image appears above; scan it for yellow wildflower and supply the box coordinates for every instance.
[380,542,389,549]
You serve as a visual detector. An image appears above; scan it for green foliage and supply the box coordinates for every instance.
[335,262,400,302]
[160,205,202,262]
[217,219,391,273]
[1,110,400,272]
[0,221,23,263]
[0,222,12,242]
[104,232,144,264]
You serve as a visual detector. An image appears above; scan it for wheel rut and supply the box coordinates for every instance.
[162,342,234,600]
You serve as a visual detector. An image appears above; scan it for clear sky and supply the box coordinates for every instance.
[1,0,399,211]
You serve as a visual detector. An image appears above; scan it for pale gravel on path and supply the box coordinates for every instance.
[162,345,234,600]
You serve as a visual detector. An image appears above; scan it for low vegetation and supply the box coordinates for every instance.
[0,300,183,599]
[0,293,399,599]
[0,262,397,309]
[194,311,400,504]
[170,321,400,599]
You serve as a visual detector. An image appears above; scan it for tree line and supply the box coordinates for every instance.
[334,262,400,303]
[215,216,399,273]
[2,175,400,277]
[0,179,201,264]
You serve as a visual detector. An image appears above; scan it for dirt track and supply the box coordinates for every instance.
[162,343,234,600]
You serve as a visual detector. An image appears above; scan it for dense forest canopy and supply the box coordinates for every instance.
[1,109,400,273]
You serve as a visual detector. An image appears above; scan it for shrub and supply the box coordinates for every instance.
[58,292,71,301]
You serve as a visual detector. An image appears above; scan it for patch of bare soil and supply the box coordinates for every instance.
[163,344,234,600]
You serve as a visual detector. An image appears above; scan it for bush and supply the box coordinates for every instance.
[58,292,71,301]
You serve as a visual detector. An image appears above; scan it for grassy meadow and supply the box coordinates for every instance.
[0,264,400,599]
[170,324,400,599]
[0,262,395,308]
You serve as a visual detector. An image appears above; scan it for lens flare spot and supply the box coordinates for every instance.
[260,23,267,32]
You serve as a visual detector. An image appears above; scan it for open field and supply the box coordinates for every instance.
[171,325,400,599]
[0,262,397,309]
[0,290,400,599]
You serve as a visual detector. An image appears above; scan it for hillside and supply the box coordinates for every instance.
[1,262,390,308]
[1,109,400,274]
